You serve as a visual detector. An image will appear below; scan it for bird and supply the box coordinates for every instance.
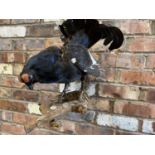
[19,46,86,102]
[19,19,124,103]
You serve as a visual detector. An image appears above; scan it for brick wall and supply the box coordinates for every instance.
[0,19,155,135]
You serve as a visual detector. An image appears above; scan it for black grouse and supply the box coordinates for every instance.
[19,19,124,102]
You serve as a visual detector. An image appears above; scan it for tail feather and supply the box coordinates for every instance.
[59,19,124,51]
[99,25,124,50]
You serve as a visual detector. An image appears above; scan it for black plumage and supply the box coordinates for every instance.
[19,46,83,90]
[20,19,124,102]
[59,19,124,50]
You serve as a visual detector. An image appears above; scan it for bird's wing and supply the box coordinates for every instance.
[64,45,100,77]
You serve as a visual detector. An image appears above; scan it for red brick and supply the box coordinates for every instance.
[114,100,155,118]
[101,53,117,68]
[44,38,63,48]
[0,53,7,63]
[0,99,27,113]
[13,90,39,102]
[126,37,155,52]
[1,122,26,135]
[120,20,150,34]
[1,111,13,121]
[26,24,60,37]
[13,112,38,124]
[146,89,155,103]
[97,68,116,82]
[120,70,155,86]
[88,98,110,112]
[98,84,140,100]
[0,75,24,88]
[116,54,145,69]
[14,53,26,63]
[146,55,155,68]
[13,39,44,51]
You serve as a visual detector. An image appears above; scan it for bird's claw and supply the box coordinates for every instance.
[49,119,61,128]
[72,105,87,114]
[79,91,89,102]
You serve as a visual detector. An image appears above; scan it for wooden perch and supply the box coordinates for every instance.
[24,99,88,134]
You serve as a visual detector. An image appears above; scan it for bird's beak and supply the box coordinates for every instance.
[27,83,33,90]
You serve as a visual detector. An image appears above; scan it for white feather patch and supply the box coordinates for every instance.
[71,58,77,64]
[88,51,97,65]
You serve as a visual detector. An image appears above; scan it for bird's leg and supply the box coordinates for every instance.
[58,83,69,103]
[79,76,89,102]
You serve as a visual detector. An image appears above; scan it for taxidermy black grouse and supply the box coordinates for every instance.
[19,19,124,102]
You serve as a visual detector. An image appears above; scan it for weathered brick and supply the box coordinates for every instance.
[26,24,60,37]
[11,19,40,24]
[14,53,26,63]
[0,53,8,62]
[96,112,139,132]
[0,63,13,74]
[116,53,145,69]
[0,26,26,37]
[13,90,39,102]
[0,99,27,112]
[88,98,110,112]
[63,111,96,123]
[75,122,114,135]
[34,83,59,92]
[146,55,155,68]
[120,20,150,34]
[0,87,12,98]
[13,64,24,75]
[12,39,44,51]
[39,91,59,105]
[1,122,26,134]
[101,53,117,68]
[0,52,26,63]
[44,38,63,48]
[98,84,140,100]
[0,39,12,50]
[28,103,41,115]
[0,20,10,25]
[146,89,155,103]
[1,111,13,122]
[13,112,38,124]
[126,37,155,52]
[142,119,155,134]
[114,100,155,118]
[120,70,155,86]
[97,68,116,82]
[0,75,24,88]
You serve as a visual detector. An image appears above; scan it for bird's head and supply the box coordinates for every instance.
[19,70,37,90]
